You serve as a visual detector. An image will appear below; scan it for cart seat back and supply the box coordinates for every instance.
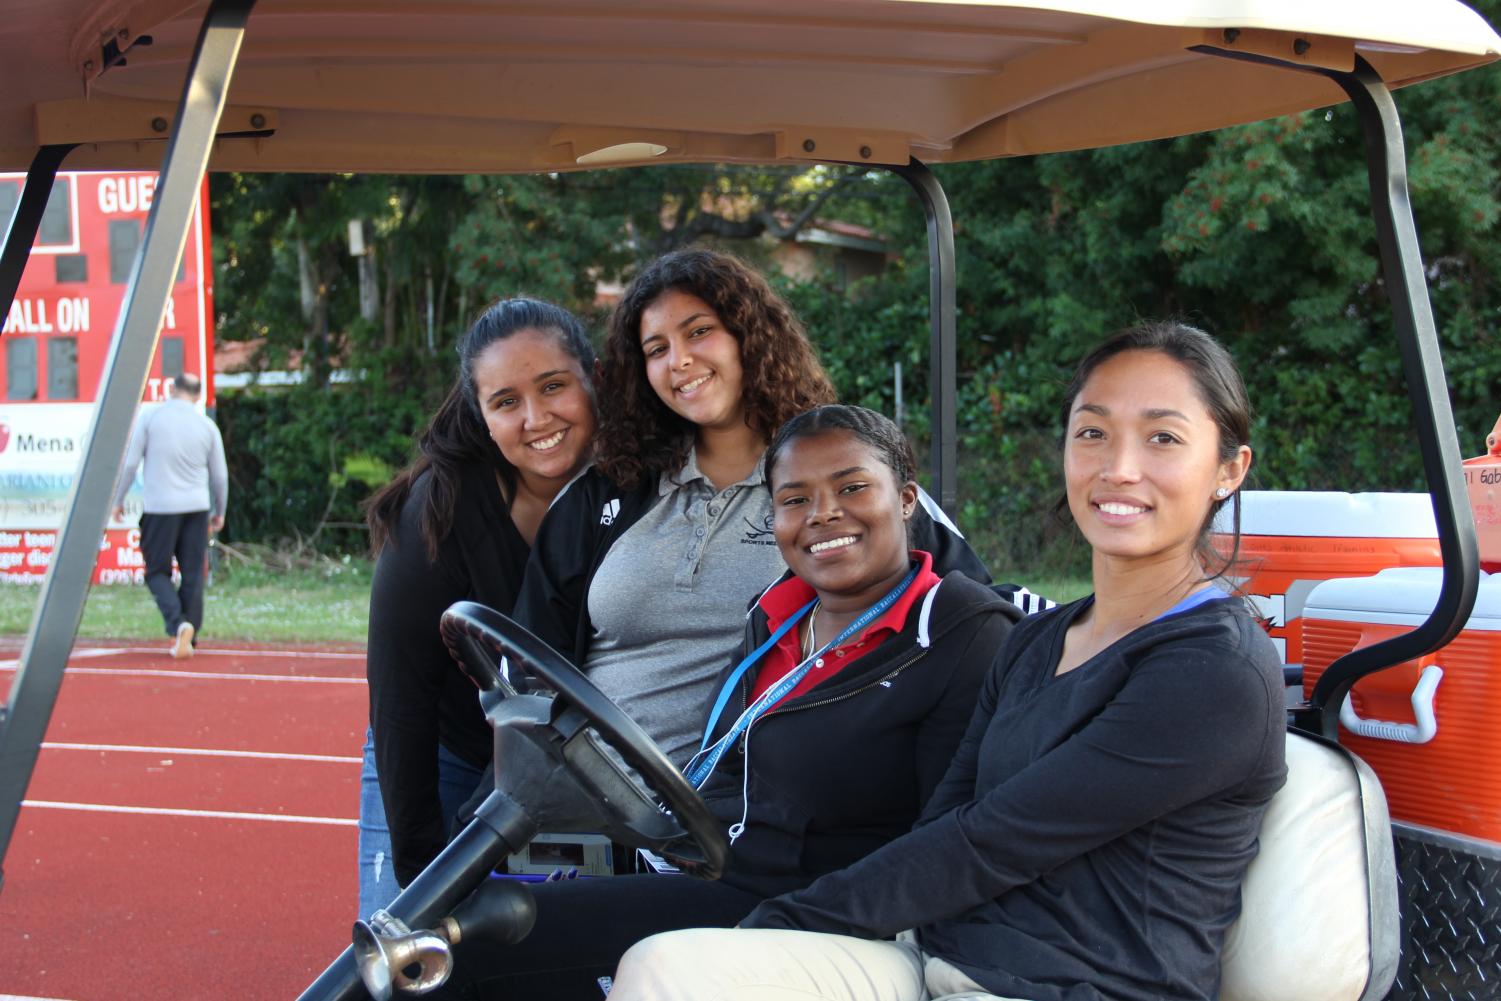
[1220,731,1399,1001]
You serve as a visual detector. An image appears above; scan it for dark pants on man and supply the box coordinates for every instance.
[139,510,209,638]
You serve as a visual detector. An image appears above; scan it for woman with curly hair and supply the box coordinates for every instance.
[593,246,834,496]
[512,247,990,770]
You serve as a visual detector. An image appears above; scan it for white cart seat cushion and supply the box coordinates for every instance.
[1220,732,1387,1001]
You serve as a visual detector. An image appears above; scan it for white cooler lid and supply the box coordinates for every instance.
[1303,568,1500,630]
[1214,491,1438,539]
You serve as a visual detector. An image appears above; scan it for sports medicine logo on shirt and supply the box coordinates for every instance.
[600,498,621,526]
[740,514,776,546]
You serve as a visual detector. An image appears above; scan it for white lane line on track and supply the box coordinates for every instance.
[0,647,128,669]
[107,646,364,660]
[42,742,361,764]
[2,995,80,1001]
[0,665,363,684]
[21,800,357,826]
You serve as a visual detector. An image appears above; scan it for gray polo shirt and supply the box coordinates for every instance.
[585,447,786,768]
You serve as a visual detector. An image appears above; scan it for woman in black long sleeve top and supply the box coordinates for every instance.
[358,298,598,913]
[611,322,1287,1001]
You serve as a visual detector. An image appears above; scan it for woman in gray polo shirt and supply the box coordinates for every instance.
[514,248,989,770]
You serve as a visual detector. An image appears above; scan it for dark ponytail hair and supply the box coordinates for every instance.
[365,298,595,559]
[1057,321,1252,581]
[765,404,919,544]
[765,404,916,490]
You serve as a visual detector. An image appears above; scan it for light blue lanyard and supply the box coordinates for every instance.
[696,600,815,757]
[686,565,919,789]
[1154,587,1226,621]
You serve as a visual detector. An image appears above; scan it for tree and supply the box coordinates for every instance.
[209,26,1501,573]
[834,35,1501,571]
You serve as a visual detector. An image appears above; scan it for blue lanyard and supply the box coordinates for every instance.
[1154,587,1226,621]
[696,600,815,757]
[686,565,919,789]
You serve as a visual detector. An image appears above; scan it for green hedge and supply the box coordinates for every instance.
[216,353,448,552]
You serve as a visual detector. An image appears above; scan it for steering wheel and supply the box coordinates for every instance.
[440,600,728,880]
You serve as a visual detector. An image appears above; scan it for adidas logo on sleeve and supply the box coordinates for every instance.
[600,498,621,526]
[992,584,1058,616]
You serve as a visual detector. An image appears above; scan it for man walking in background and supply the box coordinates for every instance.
[112,373,229,659]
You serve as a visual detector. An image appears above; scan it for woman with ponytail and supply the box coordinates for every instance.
[358,298,597,916]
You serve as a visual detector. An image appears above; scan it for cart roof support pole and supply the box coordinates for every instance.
[0,0,257,881]
[887,159,958,514]
[1301,58,1480,737]
[0,144,77,326]
[1195,47,1480,740]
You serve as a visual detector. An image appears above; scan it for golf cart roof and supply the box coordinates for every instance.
[1,1,1497,175]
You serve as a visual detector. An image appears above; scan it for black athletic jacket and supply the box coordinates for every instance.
[744,597,1286,1001]
[513,467,993,666]
[367,464,525,886]
[699,570,1019,900]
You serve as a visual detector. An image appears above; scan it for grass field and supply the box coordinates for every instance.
[1021,575,1092,606]
[1,554,1091,647]
[0,556,373,645]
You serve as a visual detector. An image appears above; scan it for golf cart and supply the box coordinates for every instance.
[1,2,1497,999]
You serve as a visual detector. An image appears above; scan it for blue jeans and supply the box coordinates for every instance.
[358,727,486,918]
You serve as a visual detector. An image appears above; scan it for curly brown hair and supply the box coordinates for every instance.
[595,249,836,489]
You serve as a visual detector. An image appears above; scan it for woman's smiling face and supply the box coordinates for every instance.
[1064,348,1249,567]
[771,429,917,607]
[471,326,596,489]
[638,289,747,433]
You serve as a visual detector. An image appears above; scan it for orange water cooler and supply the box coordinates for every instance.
[1301,568,1501,843]
[1215,492,1441,665]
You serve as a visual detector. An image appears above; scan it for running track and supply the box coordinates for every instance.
[0,639,370,1000]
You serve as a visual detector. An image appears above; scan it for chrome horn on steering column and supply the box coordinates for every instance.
[352,878,540,1000]
[352,910,455,1000]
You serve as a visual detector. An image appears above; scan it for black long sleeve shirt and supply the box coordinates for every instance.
[744,596,1286,1001]
[366,464,527,886]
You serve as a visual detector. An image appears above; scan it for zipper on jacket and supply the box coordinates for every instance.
[718,588,995,752]
[734,647,929,751]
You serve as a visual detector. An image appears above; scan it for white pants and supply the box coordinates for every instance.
[609,928,1030,1001]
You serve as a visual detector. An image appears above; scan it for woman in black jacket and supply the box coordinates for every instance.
[688,404,1017,901]
[447,405,1013,999]
[611,323,1287,1001]
[358,298,597,916]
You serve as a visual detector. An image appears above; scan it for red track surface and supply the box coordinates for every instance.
[0,640,369,1000]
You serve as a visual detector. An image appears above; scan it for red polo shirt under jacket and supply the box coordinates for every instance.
[748,550,940,710]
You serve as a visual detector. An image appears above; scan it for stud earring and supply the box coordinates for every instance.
[1215,487,1229,499]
